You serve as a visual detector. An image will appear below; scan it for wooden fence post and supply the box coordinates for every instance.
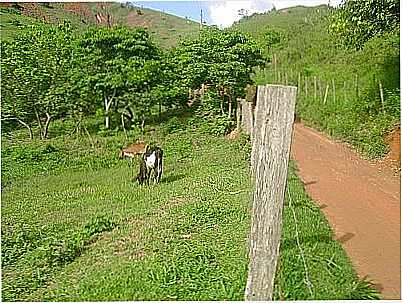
[305,76,308,96]
[240,99,253,137]
[379,81,385,113]
[246,85,297,300]
[323,84,329,105]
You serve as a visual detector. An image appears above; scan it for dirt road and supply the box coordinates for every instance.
[290,123,401,299]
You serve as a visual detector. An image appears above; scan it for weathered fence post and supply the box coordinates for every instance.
[236,98,242,130]
[241,99,254,138]
[379,81,385,113]
[246,84,297,301]
[323,84,329,105]
[305,76,308,96]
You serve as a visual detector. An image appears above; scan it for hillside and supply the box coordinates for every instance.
[233,5,400,160]
[0,2,199,48]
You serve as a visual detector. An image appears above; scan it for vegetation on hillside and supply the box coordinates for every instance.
[1,113,377,300]
[0,2,199,48]
[1,2,384,300]
[329,0,399,49]
[234,3,400,158]
[1,21,263,140]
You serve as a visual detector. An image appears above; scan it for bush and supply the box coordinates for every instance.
[384,88,400,117]
[162,116,185,134]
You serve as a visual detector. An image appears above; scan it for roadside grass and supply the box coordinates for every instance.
[234,5,400,159]
[276,162,380,300]
[1,117,378,300]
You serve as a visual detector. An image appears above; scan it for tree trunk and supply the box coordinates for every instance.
[17,118,33,140]
[105,99,111,129]
[236,98,241,131]
[323,84,329,105]
[121,113,128,140]
[141,114,145,134]
[220,98,224,114]
[122,107,133,131]
[42,112,52,139]
[379,81,385,113]
[104,91,115,129]
[34,106,43,139]
[228,95,232,119]
[70,115,82,136]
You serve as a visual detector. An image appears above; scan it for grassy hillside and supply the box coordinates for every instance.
[233,5,400,158]
[1,3,382,300]
[0,2,199,48]
[1,113,377,300]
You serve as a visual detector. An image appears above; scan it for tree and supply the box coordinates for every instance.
[329,0,400,49]
[70,27,161,130]
[171,28,264,114]
[1,22,74,139]
[238,8,250,19]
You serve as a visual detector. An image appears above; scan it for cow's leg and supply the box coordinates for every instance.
[156,158,163,183]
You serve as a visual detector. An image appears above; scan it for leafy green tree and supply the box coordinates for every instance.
[329,0,400,49]
[1,41,35,139]
[171,27,264,113]
[1,22,74,139]
[70,26,161,130]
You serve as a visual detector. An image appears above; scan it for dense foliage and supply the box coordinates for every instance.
[1,22,264,139]
[329,0,400,49]
[172,27,264,97]
[68,26,162,130]
[1,22,74,139]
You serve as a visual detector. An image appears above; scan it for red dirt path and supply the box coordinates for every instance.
[290,122,401,299]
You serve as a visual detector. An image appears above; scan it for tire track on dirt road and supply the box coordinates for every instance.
[290,122,401,299]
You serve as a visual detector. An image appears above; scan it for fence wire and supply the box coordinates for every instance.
[286,186,314,297]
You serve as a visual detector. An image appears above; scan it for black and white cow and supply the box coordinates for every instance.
[136,146,163,185]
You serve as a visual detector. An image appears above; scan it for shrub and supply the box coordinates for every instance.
[162,116,185,134]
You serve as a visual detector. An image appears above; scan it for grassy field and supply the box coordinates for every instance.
[1,114,378,301]
[233,5,400,158]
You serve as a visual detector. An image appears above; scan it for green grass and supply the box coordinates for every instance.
[277,162,380,300]
[233,5,400,159]
[1,116,379,300]
[0,8,40,42]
